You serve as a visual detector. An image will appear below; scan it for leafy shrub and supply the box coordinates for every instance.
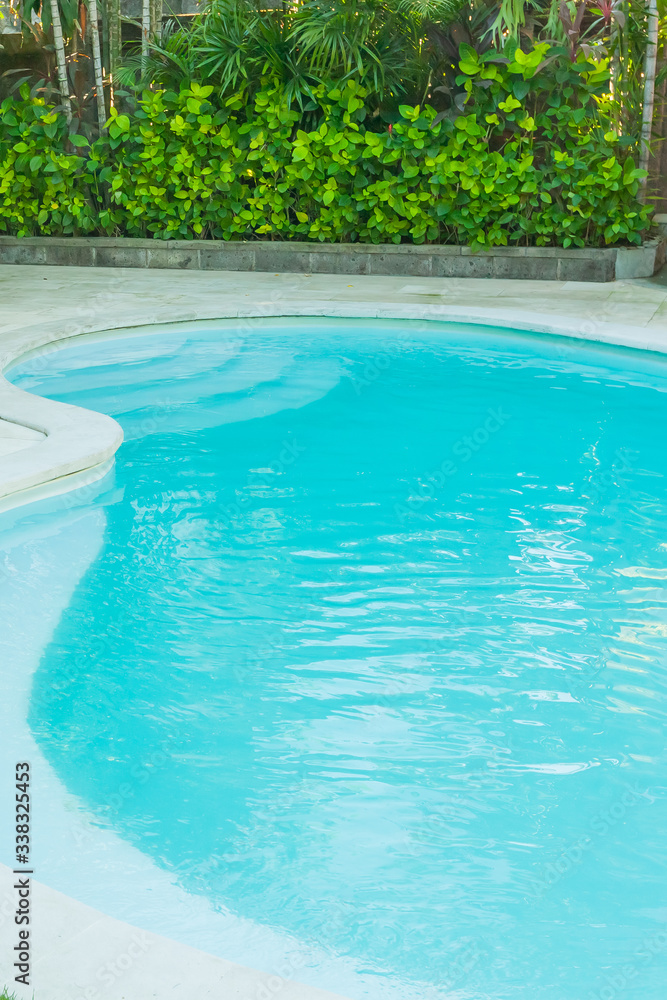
[0,45,653,248]
[0,90,99,237]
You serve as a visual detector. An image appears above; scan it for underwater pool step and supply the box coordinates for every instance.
[0,417,44,457]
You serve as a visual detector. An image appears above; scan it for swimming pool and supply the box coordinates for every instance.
[3,317,667,1000]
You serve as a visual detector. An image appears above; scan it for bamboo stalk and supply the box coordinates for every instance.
[150,0,162,41]
[88,0,107,134]
[618,1,629,136]
[639,0,659,200]
[108,0,121,104]
[611,28,620,135]
[49,0,72,122]
[141,0,150,72]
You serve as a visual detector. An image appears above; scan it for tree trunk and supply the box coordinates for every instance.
[87,0,106,134]
[49,0,72,122]
[640,0,659,200]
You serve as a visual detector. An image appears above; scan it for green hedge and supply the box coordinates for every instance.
[0,43,652,249]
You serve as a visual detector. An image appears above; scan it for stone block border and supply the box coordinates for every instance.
[0,235,664,281]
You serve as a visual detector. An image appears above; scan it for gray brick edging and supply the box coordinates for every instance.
[0,236,663,281]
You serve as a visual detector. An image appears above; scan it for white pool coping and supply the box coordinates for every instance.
[2,263,667,1000]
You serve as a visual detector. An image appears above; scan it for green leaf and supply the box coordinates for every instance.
[498,96,522,113]
[459,43,479,63]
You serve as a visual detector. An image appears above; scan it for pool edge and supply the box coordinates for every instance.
[0,862,353,1000]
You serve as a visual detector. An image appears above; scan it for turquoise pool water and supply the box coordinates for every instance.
[7,318,667,1000]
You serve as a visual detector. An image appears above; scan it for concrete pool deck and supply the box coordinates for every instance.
[2,263,667,999]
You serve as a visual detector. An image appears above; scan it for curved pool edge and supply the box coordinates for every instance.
[0,862,352,1000]
[1,269,667,514]
[0,490,361,1000]
[0,325,123,507]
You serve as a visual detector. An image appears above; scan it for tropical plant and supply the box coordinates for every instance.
[0,45,652,246]
[1,0,665,204]
[4,0,102,121]
[0,86,98,234]
[123,0,426,116]
[2,0,666,146]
